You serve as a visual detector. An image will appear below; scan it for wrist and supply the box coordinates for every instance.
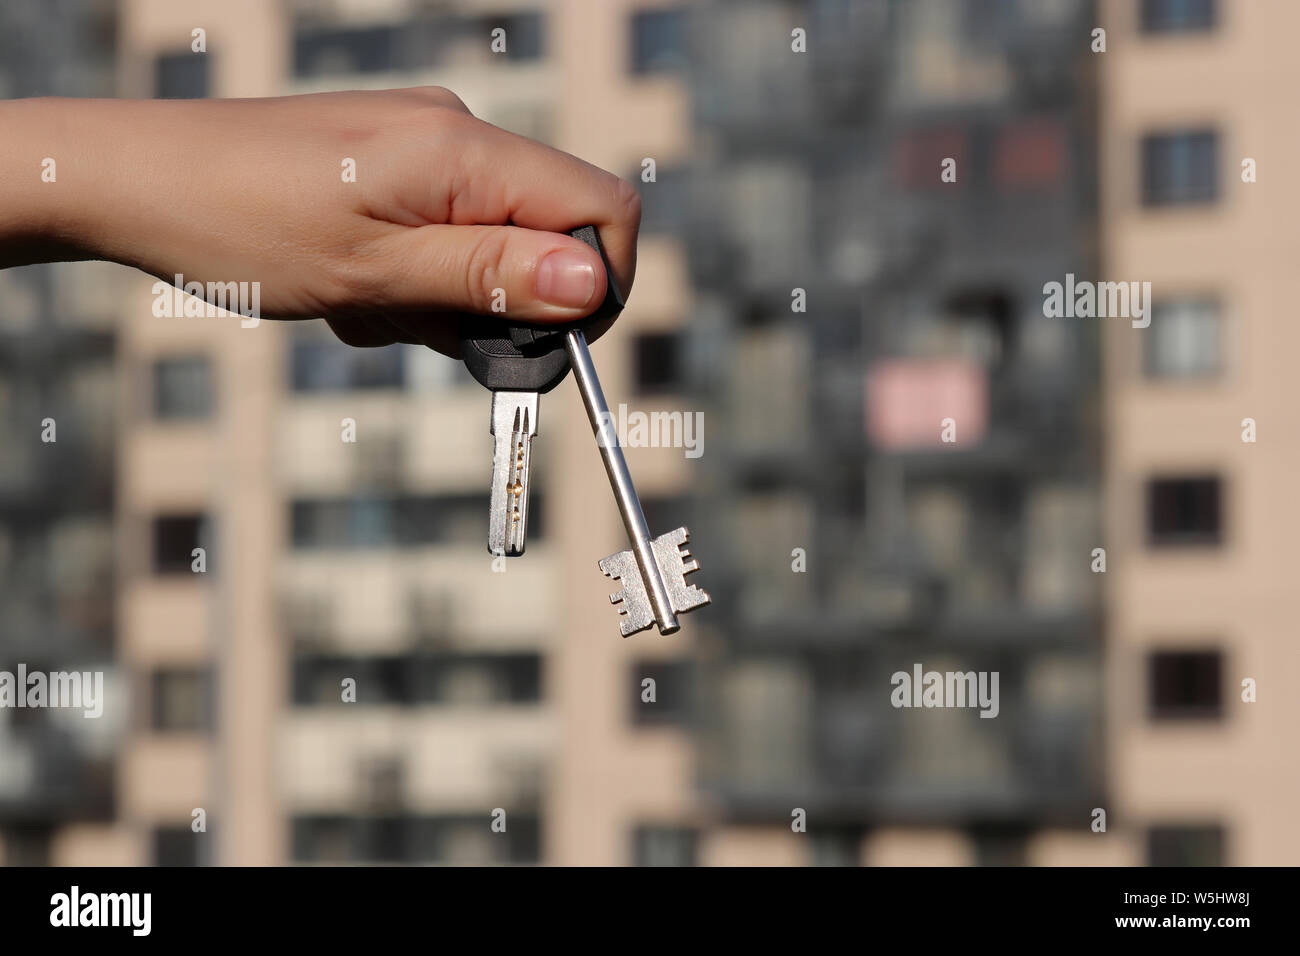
[0,97,149,266]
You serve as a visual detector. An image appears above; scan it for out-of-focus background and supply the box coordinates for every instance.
[1,0,1296,866]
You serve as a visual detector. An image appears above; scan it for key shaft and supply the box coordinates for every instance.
[489,390,539,556]
[564,328,680,634]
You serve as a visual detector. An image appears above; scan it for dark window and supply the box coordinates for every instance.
[290,336,403,392]
[635,166,687,235]
[630,8,687,74]
[292,814,540,864]
[409,815,540,864]
[1146,476,1221,546]
[293,13,544,78]
[152,513,209,574]
[153,826,202,866]
[1145,300,1221,378]
[810,828,862,867]
[155,51,209,99]
[641,496,688,539]
[415,653,542,705]
[633,332,682,392]
[151,668,212,732]
[293,656,408,706]
[1149,824,1224,866]
[1149,650,1222,720]
[294,25,402,77]
[942,288,1016,365]
[630,659,692,727]
[153,355,213,420]
[632,825,696,866]
[482,11,545,61]
[291,816,353,863]
[972,826,1028,866]
[1141,0,1216,34]
[1,826,52,866]
[1142,130,1218,206]
[290,494,496,549]
[293,653,542,707]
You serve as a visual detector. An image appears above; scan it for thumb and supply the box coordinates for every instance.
[369,223,610,320]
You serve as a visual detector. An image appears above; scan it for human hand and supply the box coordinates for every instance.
[0,88,641,355]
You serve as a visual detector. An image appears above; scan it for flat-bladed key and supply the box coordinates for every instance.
[460,226,623,557]
[488,390,538,556]
[461,323,566,557]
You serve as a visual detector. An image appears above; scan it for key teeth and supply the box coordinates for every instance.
[598,547,656,637]
[593,528,711,637]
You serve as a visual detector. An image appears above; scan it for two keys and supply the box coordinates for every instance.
[459,226,709,637]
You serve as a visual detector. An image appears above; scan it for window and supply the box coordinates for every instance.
[292,814,540,864]
[1142,130,1218,206]
[154,826,202,866]
[417,653,542,705]
[1146,476,1221,546]
[1149,650,1222,720]
[1149,825,1224,866]
[633,332,682,392]
[293,653,542,707]
[290,494,497,549]
[290,335,403,392]
[152,513,209,574]
[293,13,544,78]
[294,24,402,77]
[1145,300,1221,379]
[155,51,209,99]
[1141,0,1216,34]
[630,8,687,74]
[152,355,213,420]
[151,668,212,732]
[293,656,407,706]
[630,659,692,727]
[481,11,545,61]
[810,828,862,867]
[972,827,1028,866]
[632,826,696,866]
[641,496,689,540]
[1,826,51,866]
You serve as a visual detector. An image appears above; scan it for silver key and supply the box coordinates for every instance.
[488,390,538,556]
[563,328,710,637]
[600,527,710,638]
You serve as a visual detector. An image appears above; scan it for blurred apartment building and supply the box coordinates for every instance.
[2,0,1295,868]
[2,0,705,866]
[1099,0,1300,866]
[0,0,122,866]
[685,0,1107,865]
[681,0,1300,868]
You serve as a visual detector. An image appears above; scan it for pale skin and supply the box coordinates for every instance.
[0,87,641,355]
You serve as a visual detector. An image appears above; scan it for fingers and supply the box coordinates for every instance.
[360,223,611,322]
[458,123,642,300]
[325,312,465,358]
[377,111,642,302]
[325,315,416,347]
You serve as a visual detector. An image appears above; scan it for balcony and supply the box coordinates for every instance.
[0,726,113,823]
[280,708,552,813]
[701,650,1101,823]
[690,0,889,135]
